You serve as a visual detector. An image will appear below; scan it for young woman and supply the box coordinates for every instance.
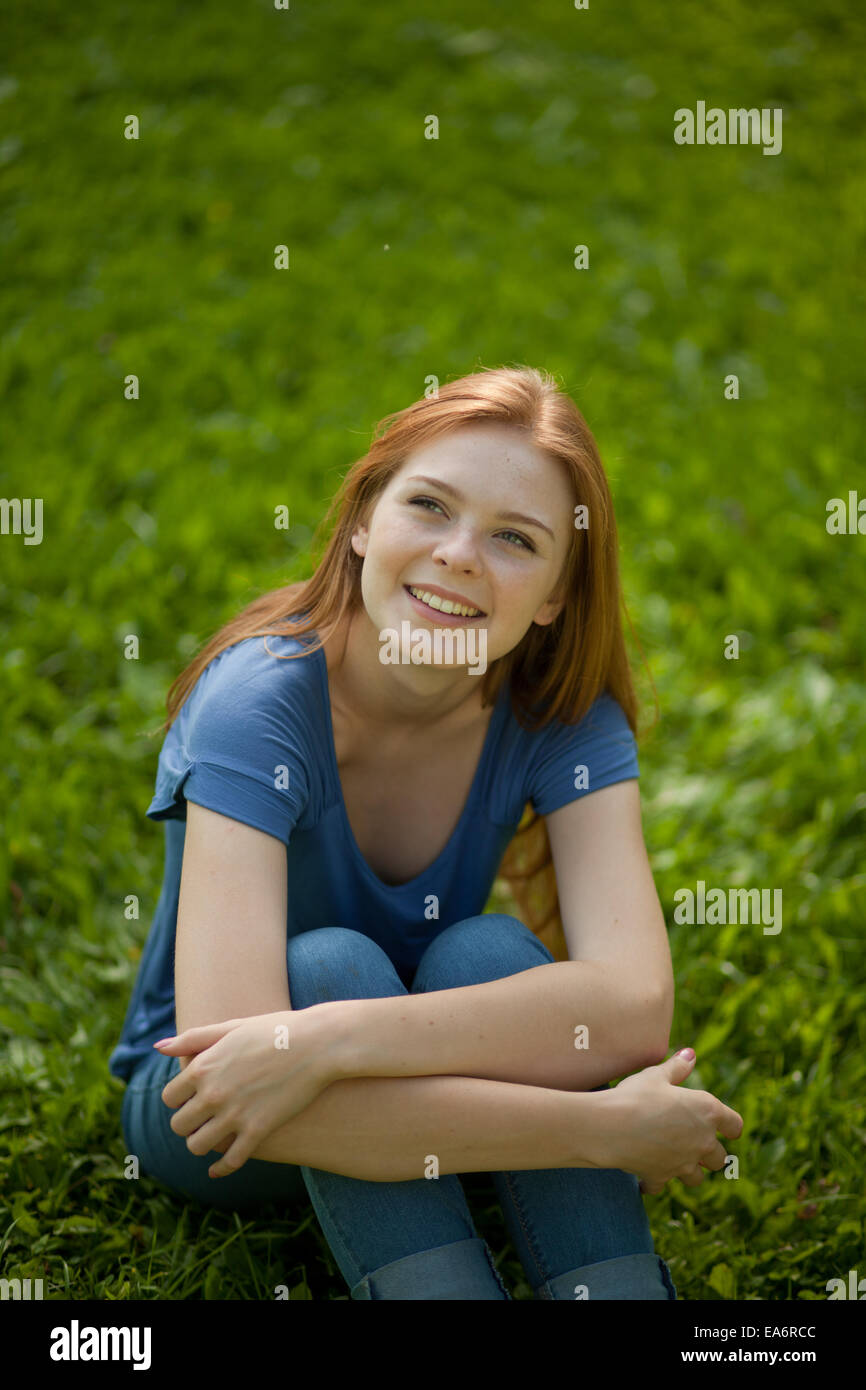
[109,365,742,1301]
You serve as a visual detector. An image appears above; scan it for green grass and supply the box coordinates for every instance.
[1,0,864,1300]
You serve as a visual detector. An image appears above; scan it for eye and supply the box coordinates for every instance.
[407,496,536,552]
[497,529,535,552]
[409,496,446,516]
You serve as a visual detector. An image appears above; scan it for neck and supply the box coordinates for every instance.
[324,605,491,732]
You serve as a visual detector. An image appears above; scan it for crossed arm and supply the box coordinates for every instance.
[319,779,674,1093]
[169,782,673,1178]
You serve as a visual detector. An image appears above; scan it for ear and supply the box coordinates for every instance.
[350,522,369,559]
[532,570,568,627]
[532,593,566,628]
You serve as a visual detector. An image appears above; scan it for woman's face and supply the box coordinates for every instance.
[350,422,576,667]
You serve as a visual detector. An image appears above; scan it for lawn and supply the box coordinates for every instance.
[1,0,864,1300]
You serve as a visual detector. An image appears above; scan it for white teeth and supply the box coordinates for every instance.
[408,586,481,618]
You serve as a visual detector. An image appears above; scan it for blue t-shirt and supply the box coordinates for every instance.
[108,629,639,1082]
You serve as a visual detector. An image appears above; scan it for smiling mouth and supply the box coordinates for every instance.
[404,585,486,619]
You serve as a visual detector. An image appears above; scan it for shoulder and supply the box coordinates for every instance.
[565,691,634,739]
[184,633,321,744]
[146,633,322,831]
[539,690,637,758]
[192,632,319,705]
[508,688,635,750]
[521,691,639,817]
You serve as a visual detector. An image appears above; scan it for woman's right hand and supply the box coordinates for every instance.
[596,1049,743,1195]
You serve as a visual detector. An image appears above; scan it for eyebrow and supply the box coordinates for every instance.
[404,475,556,541]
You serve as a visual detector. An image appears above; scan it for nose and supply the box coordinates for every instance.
[430,523,483,573]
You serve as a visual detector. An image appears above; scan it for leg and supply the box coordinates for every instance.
[411,914,678,1301]
[287,927,511,1300]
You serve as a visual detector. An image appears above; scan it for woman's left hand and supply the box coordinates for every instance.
[156,1008,340,1179]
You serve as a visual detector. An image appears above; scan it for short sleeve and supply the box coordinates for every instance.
[145,647,309,844]
[528,692,639,817]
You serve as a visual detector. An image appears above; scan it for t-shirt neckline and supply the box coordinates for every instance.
[314,640,507,893]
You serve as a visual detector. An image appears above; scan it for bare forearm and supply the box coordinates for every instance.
[245,1071,609,1182]
[327,962,668,1093]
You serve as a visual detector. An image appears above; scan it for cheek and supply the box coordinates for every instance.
[495,568,534,603]
[373,514,418,552]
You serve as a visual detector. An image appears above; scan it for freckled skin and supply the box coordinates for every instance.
[327,422,576,734]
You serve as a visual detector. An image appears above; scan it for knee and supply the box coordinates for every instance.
[414,913,555,992]
[286,927,404,1007]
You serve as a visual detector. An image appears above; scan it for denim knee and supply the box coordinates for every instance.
[286,927,406,1009]
[413,913,554,992]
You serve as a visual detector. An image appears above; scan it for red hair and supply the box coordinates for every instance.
[154,365,656,960]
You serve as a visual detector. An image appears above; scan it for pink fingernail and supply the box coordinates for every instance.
[153,1038,173,1047]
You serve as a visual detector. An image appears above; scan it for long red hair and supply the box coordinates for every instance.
[154,365,656,960]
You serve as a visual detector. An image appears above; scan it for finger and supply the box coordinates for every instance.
[638,1176,665,1196]
[678,1166,706,1188]
[717,1105,744,1139]
[182,1117,234,1158]
[208,1134,254,1180]
[169,1095,215,1138]
[700,1139,730,1173]
[160,1064,201,1110]
[154,1022,233,1056]
[640,1181,664,1196]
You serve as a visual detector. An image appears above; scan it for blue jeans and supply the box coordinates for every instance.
[121,913,677,1301]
